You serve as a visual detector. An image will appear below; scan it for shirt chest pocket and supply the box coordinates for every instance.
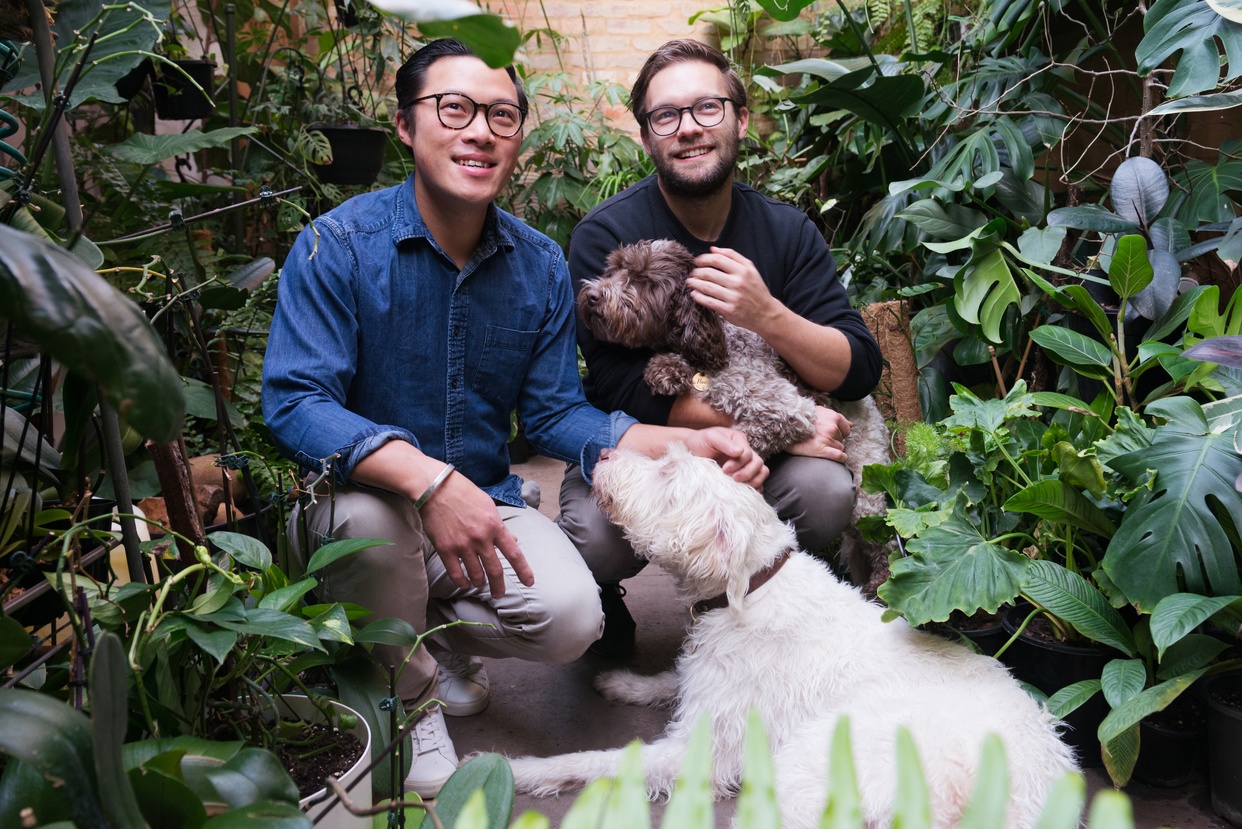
[470,325,539,409]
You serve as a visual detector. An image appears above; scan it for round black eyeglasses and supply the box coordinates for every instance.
[413,92,527,138]
[642,97,740,136]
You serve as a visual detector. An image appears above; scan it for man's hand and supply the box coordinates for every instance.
[418,471,535,597]
[788,406,852,463]
[683,426,769,491]
[685,246,779,334]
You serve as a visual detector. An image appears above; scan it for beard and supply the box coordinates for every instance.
[652,128,740,198]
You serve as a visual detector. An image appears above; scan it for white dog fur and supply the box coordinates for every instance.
[508,445,1078,829]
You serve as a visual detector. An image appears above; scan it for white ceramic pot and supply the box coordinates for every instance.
[275,695,373,829]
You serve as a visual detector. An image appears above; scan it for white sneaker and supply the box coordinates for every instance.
[403,706,459,797]
[435,653,490,716]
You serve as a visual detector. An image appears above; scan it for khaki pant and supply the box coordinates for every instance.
[289,485,604,713]
[557,453,857,584]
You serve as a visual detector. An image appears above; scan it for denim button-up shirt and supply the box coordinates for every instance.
[262,176,637,507]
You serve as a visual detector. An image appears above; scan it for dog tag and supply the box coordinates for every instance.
[691,373,710,391]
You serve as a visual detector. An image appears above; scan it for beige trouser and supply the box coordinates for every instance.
[288,485,604,713]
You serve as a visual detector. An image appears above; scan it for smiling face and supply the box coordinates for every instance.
[640,60,748,199]
[396,55,524,221]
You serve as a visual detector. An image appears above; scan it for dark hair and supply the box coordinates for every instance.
[628,40,746,136]
[394,38,527,122]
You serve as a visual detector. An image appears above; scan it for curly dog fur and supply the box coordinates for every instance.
[507,446,1078,829]
[578,239,892,590]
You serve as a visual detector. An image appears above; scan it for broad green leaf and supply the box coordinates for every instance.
[898,199,989,240]
[1021,561,1136,655]
[1046,206,1137,234]
[1107,236,1155,299]
[1104,402,1242,611]
[308,603,354,645]
[0,225,184,442]
[107,128,258,165]
[820,718,863,829]
[1083,789,1134,829]
[414,15,522,69]
[1028,326,1114,376]
[1100,659,1147,708]
[0,689,103,828]
[354,617,422,646]
[1033,773,1086,829]
[1003,480,1115,538]
[892,728,932,829]
[1098,671,1207,747]
[1052,442,1108,496]
[0,615,33,672]
[1110,159,1169,228]
[1138,0,1242,97]
[957,736,1008,829]
[305,538,392,574]
[430,753,515,829]
[260,578,318,613]
[735,711,779,829]
[954,249,1021,344]
[752,0,817,21]
[1017,226,1067,267]
[796,68,926,132]
[3,0,169,109]
[1100,723,1139,789]
[183,622,239,666]
[1149,593,1242,657]
[1148,89,1242,116]
[1046,679,1102,719]
[208,531,272,571]
[1155,634,1230,679]
[877,505,1030,626]
[90,633,147,829]
[662,717,715,829]
[214,608,323,651]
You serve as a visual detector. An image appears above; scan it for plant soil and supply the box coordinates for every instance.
[1146,693,1208,730]
[1210,685,1242,715]
[948,608,1001,631]
[275,722,365,799]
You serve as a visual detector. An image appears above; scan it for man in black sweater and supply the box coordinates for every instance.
[558,39,883,657]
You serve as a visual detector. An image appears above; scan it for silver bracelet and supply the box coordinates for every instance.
[414,463,455,510]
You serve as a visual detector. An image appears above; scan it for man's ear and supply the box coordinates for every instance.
[396,110,414,148]
[735,106,749,141]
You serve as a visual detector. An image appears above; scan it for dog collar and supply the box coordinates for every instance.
[691,549,792,620]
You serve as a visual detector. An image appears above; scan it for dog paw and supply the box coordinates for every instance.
[508,756,580,796]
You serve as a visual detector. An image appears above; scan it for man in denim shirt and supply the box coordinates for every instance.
[262,39,766,797]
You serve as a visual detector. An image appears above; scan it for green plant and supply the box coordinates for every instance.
[435,710,1139,829]
[503,47,651,250]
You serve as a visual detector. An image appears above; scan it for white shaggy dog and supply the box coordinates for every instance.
[508,445,1077,829]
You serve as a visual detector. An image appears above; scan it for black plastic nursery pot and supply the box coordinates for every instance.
[309,125,387,186]
[1205,672,1242,827]
[1131,695,1207,788]
[153,59,217,120]
[1000,604,1117,768]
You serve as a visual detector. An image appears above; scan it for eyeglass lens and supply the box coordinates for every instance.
[647,98,729,136]
[436,93,523,137]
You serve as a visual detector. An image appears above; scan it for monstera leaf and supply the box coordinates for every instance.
[876,498,1030,626]
[1137,0,1242,97]
[1103,397,1242,610]
[0,225,185,442]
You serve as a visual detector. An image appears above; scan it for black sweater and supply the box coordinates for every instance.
[568,175,882,424]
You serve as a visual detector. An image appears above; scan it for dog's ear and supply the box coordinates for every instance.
[671,288,729,372]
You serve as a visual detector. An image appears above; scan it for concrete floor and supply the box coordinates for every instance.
[446,455,1231,828]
